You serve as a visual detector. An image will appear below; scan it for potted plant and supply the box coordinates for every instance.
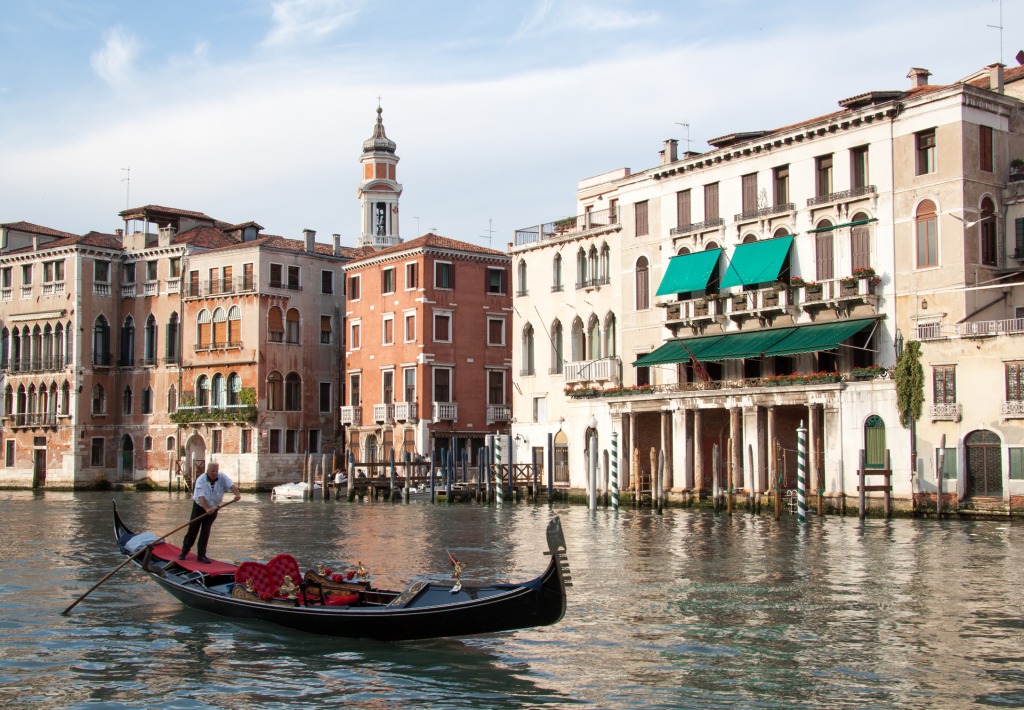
[553,216,577,233]
[1011,158,1024,181]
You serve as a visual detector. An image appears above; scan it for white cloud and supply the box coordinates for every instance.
[263,0,363,47]
[89,25,139,89]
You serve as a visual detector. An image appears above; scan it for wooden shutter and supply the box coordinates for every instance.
[268,306,283,336]
[815,233,834,281]
[851,227,871,270]
[676,190,691,227]
[704,183,719,221]
[742,174,757,213]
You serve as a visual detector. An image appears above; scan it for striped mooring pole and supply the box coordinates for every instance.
[797,420,807,523]
[611,431,619,511]
[495,435,503,507]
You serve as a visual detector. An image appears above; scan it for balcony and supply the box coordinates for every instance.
[166,278,181,294]
[487,404,511,424]
[142,281,158,297]
[340,406,362,426]
[394,401,417,422]
[794,275,879,313]
[931,403,962,421]
[170,403,258,425]
[724,285,791,321]
[565,357,621,386]
[955,317,1024,338]
[806,185,877,207]
[515,206,619,246]
[670,217,724,237]
[121,284,137,298]
[734,202,795,223]
[8,412,58,428]
[93,282,110,296]
[664,295,723,328]
[42,281,65,297]
[433,402,458,421]
[20,285,32,299]
[373,403,395,422]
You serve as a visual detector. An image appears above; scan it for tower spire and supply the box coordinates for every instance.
[357,106,402,249]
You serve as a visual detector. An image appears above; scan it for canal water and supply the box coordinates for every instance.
[2,491,1023,709]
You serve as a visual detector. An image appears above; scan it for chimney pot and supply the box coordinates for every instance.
[115,228,124,238]
[303,228,316,252]
[333,233,341,256]
[988,62,1005,93]
[907,67,931,88]
[662,139,678,165]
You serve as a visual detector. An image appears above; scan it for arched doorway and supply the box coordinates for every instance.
[365,434,378,464]
[864,415,886,469]
[553,431,569,486]
[185,433,207,484]
[120,435,135,482]
[965,429,1002,497]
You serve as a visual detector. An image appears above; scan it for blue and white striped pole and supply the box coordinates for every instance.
[797,420,807,523]
[611,431,619,511]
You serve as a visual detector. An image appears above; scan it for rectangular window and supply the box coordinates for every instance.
[815,154,833,197]
[938,447,957,480]
[287,265,300,290]
[146,260,158,282]
[320,315,332,344]
[636,364,651,387]
[382,267,396,294]
[212,429,223,454]
[1010,448,1024,480]
[43,259,65,283]
[1016,217,1024,259]
[270,263,283,288]
[269,429,282,453]
[1,267,11,288]
[170,258,181,278]
[319,382,332,412]
[241,429,253,454]
[916,215,938,268]
[122,262,135,284]
[741,173,758,213]
[285,429,298,454]
[349,373,361,406]
[90,437,104,466]
[433,367,451,403]
[4,440,13,467]
[308,430,320,454]
[851,146,869,189]
[487,370,505,405]
[321,270,334,294]
[382,314,394,345]
[980,125,993,172]
[533,396,546,424]
[403,367,416,402]
[486,267,506,294]
[487,317,505,346]
[933,366,956,404]
[21,264,32,287]
[242,262,254,290]
[916,129,936,175]
[434,312,452,342]
[404,312,416,342]
[349,321,361,350]
[95,260,110,284]
[382,370,394,404]
[405,262,418,290]
[773,165,789,205]
[634,200,649,236]
[1007,362,1024,401]
[347,274,360,300]
[676,189,691,227]
[703,183,719,221]
[435,261,454,289]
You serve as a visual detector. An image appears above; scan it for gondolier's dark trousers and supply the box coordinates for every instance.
[181,502,218,557]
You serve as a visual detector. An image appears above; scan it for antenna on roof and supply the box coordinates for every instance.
[121,166,131,210]
[481,218,494,248]
[675,122,693,152]
[988,0,1004,65]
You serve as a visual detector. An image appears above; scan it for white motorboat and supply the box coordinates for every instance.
[271,481,322,500]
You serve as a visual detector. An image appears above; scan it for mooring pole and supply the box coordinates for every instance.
[495,436,503,507]
[937,433,946,517]
[797,420,807,523]
[611,430,619,512]
[588,428,597,511]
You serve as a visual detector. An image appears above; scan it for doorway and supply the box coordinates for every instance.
[965,429,1002,497]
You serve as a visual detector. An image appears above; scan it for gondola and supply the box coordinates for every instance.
[112,503,570,641]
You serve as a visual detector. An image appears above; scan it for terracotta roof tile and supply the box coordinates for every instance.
[1,221,80,239]
[345,233,506,265]
[118,204,214,221]
[172,225,241,249]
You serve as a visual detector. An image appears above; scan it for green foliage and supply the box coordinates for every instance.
[895,340,924,428]
[170,405,258,425]
[238,387,257,406]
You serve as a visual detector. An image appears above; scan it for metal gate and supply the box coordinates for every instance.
[966,429,1002,497]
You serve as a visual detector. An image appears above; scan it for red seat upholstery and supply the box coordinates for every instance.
[235,561,283,600]
[266,554,302,588]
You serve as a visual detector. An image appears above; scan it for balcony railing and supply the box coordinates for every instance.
[8,412,58,428]
[169,404,258,424]
[931,403,962,421]
[806,185,877,207]
[955,318,1024,337]
[166,278,181,294]
[565,357,621,386]
[143,281,158,297]
[93,353,112,367]
[121,284,137,298]
[734,202,795,222]
[1002,400,1024,418]
[515,206,619,246]
[394,401,417,422]
[93,282,110,296]
[42,281,65,297]
[487,404,511,424]
[670,217,724,236]
[373,403,395,422]
[340,406,362,426]
[433,402,458,421]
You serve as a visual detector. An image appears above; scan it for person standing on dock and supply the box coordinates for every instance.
[178,463,240,564]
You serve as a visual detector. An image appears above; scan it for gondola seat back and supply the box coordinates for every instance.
[234,561,283,600]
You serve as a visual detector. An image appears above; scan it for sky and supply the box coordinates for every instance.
[1,0,1021,250]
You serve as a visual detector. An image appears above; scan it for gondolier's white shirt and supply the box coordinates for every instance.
[193,472,235,508]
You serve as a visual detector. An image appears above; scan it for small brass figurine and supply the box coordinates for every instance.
[245,578,255,593]
[356,560,369,580]
[278,575,298,599]
[447,550,465,594]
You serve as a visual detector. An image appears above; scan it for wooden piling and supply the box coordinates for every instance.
[726,437,733,516]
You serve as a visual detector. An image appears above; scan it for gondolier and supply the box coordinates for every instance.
[179,463,240,564]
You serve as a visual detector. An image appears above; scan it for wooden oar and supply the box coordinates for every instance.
[61,499,236,616]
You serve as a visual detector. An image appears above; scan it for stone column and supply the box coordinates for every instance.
[730,407,743,490]
[662,410,674,490]
[694,409,704,497]
[766,405,777,490]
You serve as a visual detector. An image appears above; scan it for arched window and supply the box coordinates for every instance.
[552,253,563,291]
[589,246,599,284]
[576,248,587,288]
[980,196,997,266]
[120,316,134,366]
[268,306,284,343]
[227,305,241,345]
[635,256,649,310]
[65,319,73,364]
[571,316,585,361]
[27,384,36,416]
[587,315,601,360]
[31,325,41,370]
[122,386,133,415]
[54,323,64,369]
[212,373,226,407]
[550,320,563,374]
[166,312,180,363]
[517,259,528,297]
[93,316,110,366]
[267,371,283,410]
[144,314,157,364]
[521,323,535,375]
[166,436,176,451]
[42,324,53,369]
[196,375,209,407]
[600,243,611,283]
[864,415,886,469]
[849,212,872,271]
[92,383,105,415]
[915,200,938,268]
[742,233,758,244]
[20,326,29,370]
[0,327,8,368]
[196,309,211,349]
[141,387,153,414]
[60,381,70,416]
[286,308,301,344]
[3,385,11,418]
[285,372,301,410]
[212,307,227,347]
[815,220,834,281]
[167,385,177,413]
[48,382,57,418]
[604,312,617,358]
[144,436,153,451]
[773,226,791,239]
[227,372,241,405]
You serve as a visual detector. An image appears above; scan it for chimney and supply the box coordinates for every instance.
[907,67,931,88]
[988,62,1005,93]
[333,233,341,256]
[303,228,316,253]
[115,228,124,238]
[661,139,678,165]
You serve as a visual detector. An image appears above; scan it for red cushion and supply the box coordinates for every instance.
[266,554,302,588]
[235,561,283,597]
[325,593,359,606]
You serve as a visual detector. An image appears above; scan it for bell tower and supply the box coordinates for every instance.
[357,106,403,249]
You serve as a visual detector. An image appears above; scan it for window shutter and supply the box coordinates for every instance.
[851,227,871,271]
[815,233,834,281]
[268,307,283,333]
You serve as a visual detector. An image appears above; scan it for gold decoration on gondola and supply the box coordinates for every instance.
[316,564,328,576]
[447,550,465,594]
[278,575,298,599]
[245,578,255,592]
[356,560,369,580]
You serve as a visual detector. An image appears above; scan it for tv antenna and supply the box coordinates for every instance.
[675,122,694,152]
[481,218,495,248]
[988,0,1004,65]
[413,216,420,235]
[121,166,131,209]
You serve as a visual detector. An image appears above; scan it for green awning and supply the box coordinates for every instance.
[719,236,793,288]
[655,248,722,296]
[761,318,876,357]
[633,335,725,366]
[697,327,796,360]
